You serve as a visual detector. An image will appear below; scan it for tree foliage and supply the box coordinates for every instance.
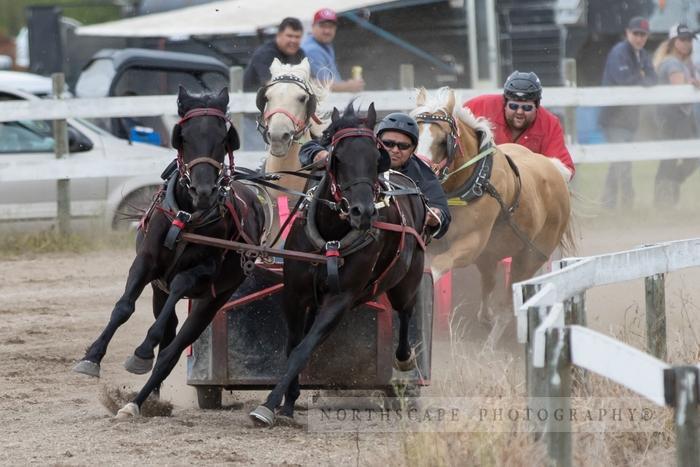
[0,0,122,36]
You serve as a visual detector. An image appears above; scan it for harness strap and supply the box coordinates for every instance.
[483,155,548,262]
[443,145,495,182]
[164,210,191,250]
[324,241,342,294]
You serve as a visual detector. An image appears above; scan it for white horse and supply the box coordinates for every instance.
[255,58,328,243]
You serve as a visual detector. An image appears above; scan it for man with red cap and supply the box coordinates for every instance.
[301,8,365,92]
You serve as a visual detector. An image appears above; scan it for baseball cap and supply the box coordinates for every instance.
[669,23,697,40]
[313,8,338,24]
[627,16,650,33]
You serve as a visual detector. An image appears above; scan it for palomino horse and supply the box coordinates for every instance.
[412,88,574,323]
[74,87,264,418]
[255,58,327,241]
[249,103,428,426]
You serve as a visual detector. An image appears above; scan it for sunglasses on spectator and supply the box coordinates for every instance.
[507,102,535,112]
[381,139,413,150]
[632,31,648,38]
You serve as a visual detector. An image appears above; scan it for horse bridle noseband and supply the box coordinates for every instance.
[256,74,321,144]
[177,107,234,190]
[414,112,462,180]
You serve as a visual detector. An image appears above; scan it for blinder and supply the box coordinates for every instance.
[414,112,460,166]
[377,146,391,173]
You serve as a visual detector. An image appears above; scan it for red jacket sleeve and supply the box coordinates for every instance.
[542,114,575,177]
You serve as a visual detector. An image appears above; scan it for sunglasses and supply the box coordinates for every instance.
[507,102,535,112]
[381,139,413,150]
[632,31,649,38]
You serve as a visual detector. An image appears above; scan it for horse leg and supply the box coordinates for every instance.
[277,293,313,419]
[74,254,155,377]
[430,231,488,277]
[115,291,234,418]
[475,256,499,325]
[125,260,217,375]
[250,293,352,427]
[387,257,423,369]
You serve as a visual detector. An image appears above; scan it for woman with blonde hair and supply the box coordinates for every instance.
[653,24,700,207]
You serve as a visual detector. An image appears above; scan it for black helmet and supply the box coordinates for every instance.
[503,71,542,104]
[376,112,419,146]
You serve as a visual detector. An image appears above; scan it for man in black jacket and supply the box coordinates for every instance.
[243,17,305,92]
[300,113,451,238]
[599,16,658,209]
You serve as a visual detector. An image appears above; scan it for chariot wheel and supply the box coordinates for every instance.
[195,385,222,410]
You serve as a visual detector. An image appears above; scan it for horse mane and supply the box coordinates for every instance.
[270,59,329,108]
[177,88,227,117]
[411,87,495,150]
[320,101,364,146]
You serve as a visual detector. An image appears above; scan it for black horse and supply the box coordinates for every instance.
[74,87,265,417]
[250,102,428,426]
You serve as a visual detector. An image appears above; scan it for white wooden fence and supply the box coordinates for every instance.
[1,84,700,183]
[512,238,700,466]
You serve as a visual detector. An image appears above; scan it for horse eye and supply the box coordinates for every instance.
[298,95,307,103]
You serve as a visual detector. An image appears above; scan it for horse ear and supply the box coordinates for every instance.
[171,123,182,150]
[445,88,455,115]
[270,58,283,76]
[416,87,427,106]
[366,102,376,129]
[226,124,240,151]
[331,107,340,122]
[177,85,189,116]
[217,87,229,108]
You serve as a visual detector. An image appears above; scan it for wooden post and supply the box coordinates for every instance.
[545,327,572,467]
[645,273,667,360]
[52,73,70,235]
[228,66,244,148]
[562,58,577,145]
[664,366,700,467]
[399,64,414,90]
[522,284,548,437]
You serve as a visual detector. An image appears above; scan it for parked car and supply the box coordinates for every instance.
[75,48,230,147]
[0,84,174,229]
[0,70,54,96]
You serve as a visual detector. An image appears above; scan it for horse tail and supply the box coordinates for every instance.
[558,190,581,256]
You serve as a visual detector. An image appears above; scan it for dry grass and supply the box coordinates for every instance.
[399,283,700,466]
[0,227,134,258]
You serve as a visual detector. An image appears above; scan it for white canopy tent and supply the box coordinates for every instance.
[76,0,392,37]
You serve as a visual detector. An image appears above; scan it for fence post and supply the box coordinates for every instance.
[399,64,414,90]
[229,66,244,149]
[664,366,700,467]
[562,58,577,145]
[523,284,547,436]
[545,327,572,467]
[645,273,667,360]
[52,73,70,235]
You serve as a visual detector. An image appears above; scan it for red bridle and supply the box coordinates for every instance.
[176,107,235,186]
[327,127,385,205]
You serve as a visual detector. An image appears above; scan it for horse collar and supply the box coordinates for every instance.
[445,141,495,202]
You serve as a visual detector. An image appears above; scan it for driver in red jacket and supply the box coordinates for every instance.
[464,71,575,181]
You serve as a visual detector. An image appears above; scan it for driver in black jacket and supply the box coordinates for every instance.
[300,112,451,238]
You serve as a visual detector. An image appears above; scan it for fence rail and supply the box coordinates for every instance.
[512,237,700,466]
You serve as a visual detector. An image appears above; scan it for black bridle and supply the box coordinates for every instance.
[413,112,461,180]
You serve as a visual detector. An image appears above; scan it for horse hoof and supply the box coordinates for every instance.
[249,405,275,427]
[124,354,153,375]
[394,349,417,372]
[115,402,140,419]
[73,360,100,378]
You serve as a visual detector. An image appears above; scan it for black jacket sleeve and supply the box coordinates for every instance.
[406,156,451,238]
[299,140,327,166]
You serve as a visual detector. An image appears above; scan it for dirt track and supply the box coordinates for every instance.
[0,215,698,465]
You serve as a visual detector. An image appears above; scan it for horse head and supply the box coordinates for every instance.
[323,101,379,231]
[412,86,496,191]
[256,58,320,157]
[172,86,240,211]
